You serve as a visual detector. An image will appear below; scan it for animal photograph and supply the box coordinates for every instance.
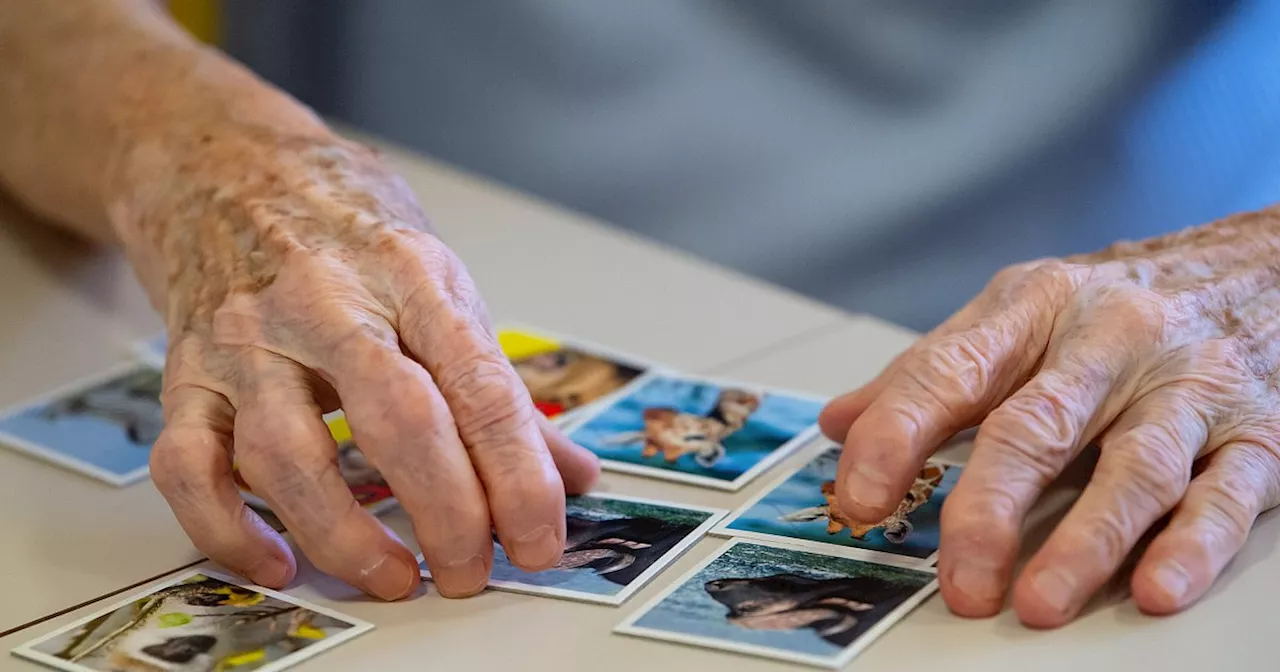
[618,541,936,667]
[567,375,824,489]
[15,571,370,672]
[421,494,722,604]
[0,363,163,485]
[718,446,960,563]
[499,327,649,422]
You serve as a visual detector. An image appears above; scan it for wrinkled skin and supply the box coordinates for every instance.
[129,127,600,601]
[820,207,1280,627]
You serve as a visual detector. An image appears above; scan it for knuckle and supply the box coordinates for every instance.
[1105,427,1191,509]
[437,354,536,442]
[1026,260,1077,291]
[235,416,331,484]
[1195,480,1256,544]
[904,329,998,412]
[979,394,1078,481]
[1103,286,1168,341]
[149,430,217,498]
[944,482,1020,534]
[1072,510,1134,564]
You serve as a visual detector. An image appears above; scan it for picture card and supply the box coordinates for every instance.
[497,324,659,427]
[615,539,938,669]
[0,362,163,486]
[12,569,373,672]
[234,414,398,516]
[565,373,825,491]
[419,493,724,605]
[714,442,961,565]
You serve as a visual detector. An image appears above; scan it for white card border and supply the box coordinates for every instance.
[11,567,374,672]
[0,360,162,487]
[419,492,726,606]
[562,371,830,492]
[613,538,939,669]
[710,439,965,567]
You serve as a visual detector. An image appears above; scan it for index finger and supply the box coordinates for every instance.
[396,243,566,572]
[836,308,1046,523]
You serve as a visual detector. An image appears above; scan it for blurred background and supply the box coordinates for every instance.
[173,1,1279,332]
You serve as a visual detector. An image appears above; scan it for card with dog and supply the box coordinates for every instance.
[0,362,162,486]
[614,539,938,669]
[12,569,372,672]
[233,414,399,517]
[418,493,725,605]
[497,324,660,426]
[564,373,825,491]
[713,442,961,566]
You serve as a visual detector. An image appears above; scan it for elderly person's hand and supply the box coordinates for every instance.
[0,0,599,601]
[141,128,601,601]
[820,208,1280,627]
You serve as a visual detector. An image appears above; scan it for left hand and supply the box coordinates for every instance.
[819,206,1280,627]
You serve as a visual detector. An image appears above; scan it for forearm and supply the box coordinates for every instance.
[0,0,330,243]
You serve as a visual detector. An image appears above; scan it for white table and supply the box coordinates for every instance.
[2,130,1276,672]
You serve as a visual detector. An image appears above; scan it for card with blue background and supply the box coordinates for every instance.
[715,443,960,565]
[566,374,824,491]
[0,362,162,486]
[418,493,724,605]
[616,539,938,668]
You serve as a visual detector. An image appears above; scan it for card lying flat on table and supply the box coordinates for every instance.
[497,325,658,427]
[565,373,824,491]
[419,493,724,605]
[0,362,163,486]
[615,539,938,669]
[233,414,399,517]
[12,569,373,672]
[714,442,961,566]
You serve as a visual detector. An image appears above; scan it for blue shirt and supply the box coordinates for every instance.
[223,0,1276,329]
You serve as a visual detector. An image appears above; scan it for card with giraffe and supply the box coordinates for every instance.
[11,569,372,672]
[563,372,826,491]
[712,440,962,566]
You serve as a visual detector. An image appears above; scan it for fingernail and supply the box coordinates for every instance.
[511,524,561,568]
[360,552,417,601]
[244,556,290,588]
[952,559,1004,603]
[849,463,892,510]
[1152,560,1191,603]
[436,554,488,597]
[1031,567,1078,614]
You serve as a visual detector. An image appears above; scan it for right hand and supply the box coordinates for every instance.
[130,125,600,600]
